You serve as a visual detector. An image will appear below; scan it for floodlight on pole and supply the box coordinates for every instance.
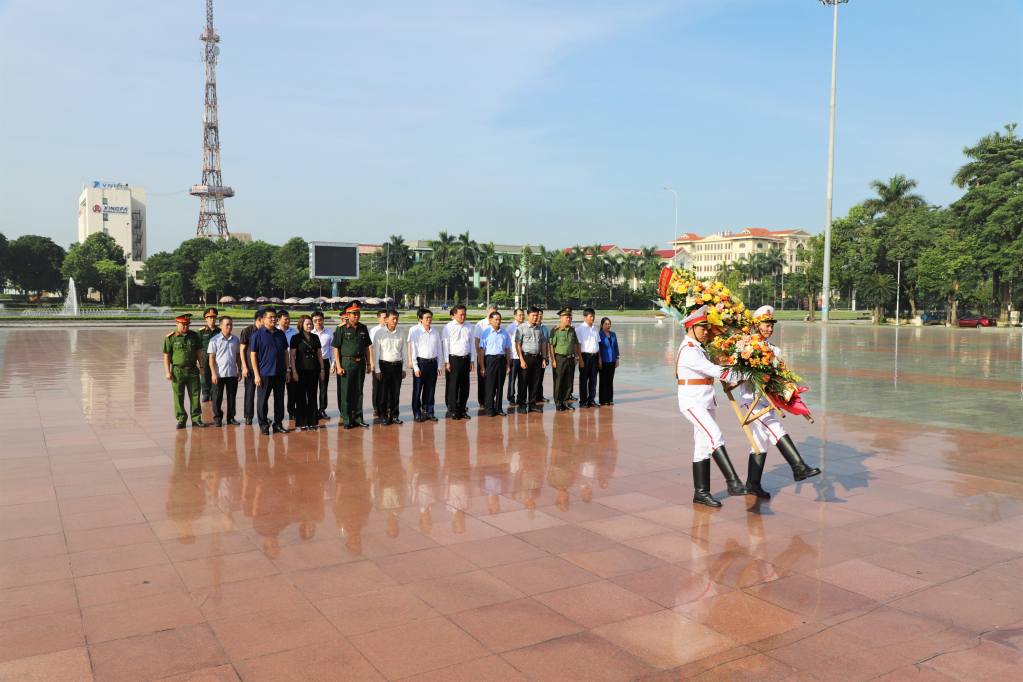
[819,0,848,324]
[664,188,679,262]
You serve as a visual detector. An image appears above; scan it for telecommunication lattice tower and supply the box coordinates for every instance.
[190,0,234,239]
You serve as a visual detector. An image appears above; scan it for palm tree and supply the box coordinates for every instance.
[427,231,457,304]
[477,242,499,306]
[859,272,896,324]
[862,175,926,217]
[384,235,413,276]
[456,232,478,304]
[566,246,586,306]
[763,247,785,306]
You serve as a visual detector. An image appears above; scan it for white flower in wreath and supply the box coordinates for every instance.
[685,295,696,308]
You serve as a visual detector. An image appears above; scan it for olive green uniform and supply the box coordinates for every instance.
[332,322,373,426]
[549,326,579,409]
[164,330,204,423]
[197,324,220,401]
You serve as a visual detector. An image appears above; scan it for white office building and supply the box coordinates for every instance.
[77,181,147,276]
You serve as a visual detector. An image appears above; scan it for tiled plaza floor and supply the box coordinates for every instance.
[0,323,1021,681]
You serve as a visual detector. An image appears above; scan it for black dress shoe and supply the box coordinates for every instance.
[381,418,392,426]
[193,420,209,428]
[566,405,575,411]
[202,397,211,403]
[214,421,223,428]
[452,414,462,421]
[529,406,543,413]
[343,423,354,430]
[356,421,371,428]
[414,416,424,423]
[176,421,186,429]
[391,418,403,425]
[428,416,438,422]
[495,411,507,416]
[460,412,471,420]
[272,424,290,434]
[227,419,241,426]
[260,426,270,436]
[244,418,253,425]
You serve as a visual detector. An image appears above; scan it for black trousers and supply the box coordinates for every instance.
[447,355,472,414]
[553,354,575,407]
[379,361,403,417]
[286,376,297,418]
[521,353,543,405]
[538,360,547,401]
[412,359,439,418]
[507,361,526,404]
[598,362,616,405]
[476,358,486,406]
[579,352,599,405]
[484,355,507,414]
[295,369,319,427]
[318,367,331,413]
[371,372,382,416]
[243,372,256,421]
[212,376,238,422]
[256,375,286,427]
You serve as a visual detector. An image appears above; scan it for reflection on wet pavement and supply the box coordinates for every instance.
[0,324,1021,681]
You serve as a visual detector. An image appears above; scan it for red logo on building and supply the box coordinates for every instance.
[93,205,102,213]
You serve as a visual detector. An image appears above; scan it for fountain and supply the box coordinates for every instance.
[60,278,80,316]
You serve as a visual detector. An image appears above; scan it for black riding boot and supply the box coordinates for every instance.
[776,435,821,481]
[746,452,771,498]
[711,446,748,496]
[692,459,721,508]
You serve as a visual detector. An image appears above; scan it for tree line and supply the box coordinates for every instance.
[795,124,1022,323]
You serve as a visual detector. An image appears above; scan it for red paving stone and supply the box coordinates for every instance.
[0,325,1021,679]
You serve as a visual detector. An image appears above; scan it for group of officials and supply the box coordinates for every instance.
[164,302,622,434]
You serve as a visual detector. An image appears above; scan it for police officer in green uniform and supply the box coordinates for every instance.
[197,307,220,402]
[332,302,375,429]
[163,313,209,429]
[549,307,581,412]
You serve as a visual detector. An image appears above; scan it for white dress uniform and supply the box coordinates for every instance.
[739,305,787,452]
[676,307,735,463]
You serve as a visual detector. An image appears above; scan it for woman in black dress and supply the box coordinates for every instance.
[290,315,324,430]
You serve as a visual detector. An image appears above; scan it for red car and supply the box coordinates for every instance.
[958,314,997,328]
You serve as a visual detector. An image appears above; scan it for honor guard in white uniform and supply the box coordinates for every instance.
[739,306,821,498]
[676,306,748,507]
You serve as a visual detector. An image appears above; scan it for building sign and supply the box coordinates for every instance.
[92,204,129,214]
[92,181,125,189]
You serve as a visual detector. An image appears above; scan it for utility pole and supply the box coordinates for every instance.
[895,260,902,326]
[819,0,849,323]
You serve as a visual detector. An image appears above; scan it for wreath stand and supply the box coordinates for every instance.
[720,382,813,455]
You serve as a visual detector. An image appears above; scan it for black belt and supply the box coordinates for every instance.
[449,354,471,359]
[522,352,542,357]
[380,360,402,365]
[417,357,438,363]
[342,356,364,361]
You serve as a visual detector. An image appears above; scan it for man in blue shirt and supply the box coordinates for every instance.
[249,308,292,435]
[477,311,512,416]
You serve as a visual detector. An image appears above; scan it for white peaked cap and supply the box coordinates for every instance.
[753,305,775,319]
[683,305,710,328]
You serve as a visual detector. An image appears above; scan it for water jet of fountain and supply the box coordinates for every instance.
[61,279,79,317]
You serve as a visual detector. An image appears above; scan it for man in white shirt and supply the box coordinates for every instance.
[505,308,526,408]
[474,304,499,408]
[369,309,388,419]
[312,311,334,421]
[207,316,243,427]
[575,307,601,408]
[373,309,407,425]
[408,308,443,422]
[443,305,475,420]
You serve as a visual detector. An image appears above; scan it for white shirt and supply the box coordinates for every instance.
[207,333,241,378]
[505,321,522,359]
[473,319,491,350]
[315,327,334,364]
[443,320,475,357]
[373,326,406,372]
[407,325,442,372]
[675,338,735,410]
[369,323,386,344]
[576,321,600,354]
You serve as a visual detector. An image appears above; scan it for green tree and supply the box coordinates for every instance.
[426,231,458,304]
[455,232,478,303]
[950,123,1023,323]
[228,240,276,296]
[139,252,178,305]
[271,244,305,299]
[858,272,897,324]
[7,235,66,296]
[0,231,9,289]
[477,242,499,306]
[862,174,926,217]
[193,251,231,305]
[62,233,126,304]
[94,259,127,305]
[916,221,980,325]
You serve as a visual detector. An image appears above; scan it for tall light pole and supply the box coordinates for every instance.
[664,188,679,263]
[819,0,848,323]
[894,260,902,326]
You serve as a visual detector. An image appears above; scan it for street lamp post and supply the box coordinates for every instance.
[819,0,848,324]
[895,260,902,326]
[664,188,679,263]
[125,252,131,309]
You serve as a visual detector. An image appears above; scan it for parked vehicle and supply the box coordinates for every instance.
[957,314,997,328]
[920,311,945,325]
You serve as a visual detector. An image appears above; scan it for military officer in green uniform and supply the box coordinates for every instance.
[332,302,375,429]
[197,307,220,402]
[549,307,581,412]
[163,313,209,429]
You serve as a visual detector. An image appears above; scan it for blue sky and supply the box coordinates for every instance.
[1,0,1020,255]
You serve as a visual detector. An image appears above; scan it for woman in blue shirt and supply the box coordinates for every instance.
[597,317,620,406]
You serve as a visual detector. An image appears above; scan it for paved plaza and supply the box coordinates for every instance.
[0,322,1021,682]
